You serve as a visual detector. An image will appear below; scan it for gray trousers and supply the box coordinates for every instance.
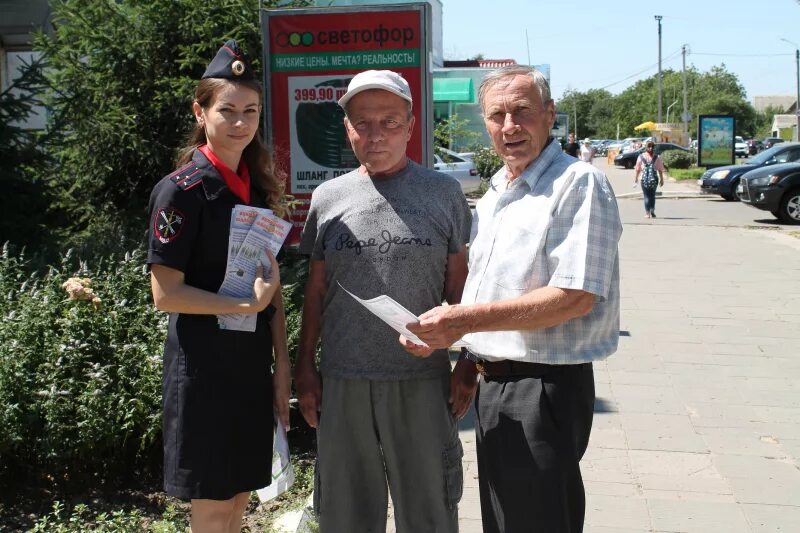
[475,363,595,533]
[315,375,463,533]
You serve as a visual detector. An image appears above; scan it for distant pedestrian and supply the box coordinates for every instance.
[579,138,594,162]
[634,141,665,218]
[563,132,580,157]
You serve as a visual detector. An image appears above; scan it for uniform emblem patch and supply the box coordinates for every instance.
[154,207,185,243]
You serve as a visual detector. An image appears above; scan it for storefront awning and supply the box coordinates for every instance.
[433,78,474,102]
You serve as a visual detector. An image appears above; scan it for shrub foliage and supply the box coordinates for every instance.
[471,145,504,179]
[661,149,697,170]
[0,245,166,485]
[0,243,309,489]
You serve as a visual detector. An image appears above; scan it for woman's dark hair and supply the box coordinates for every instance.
[646,141,655,149]
[175,78,286,217]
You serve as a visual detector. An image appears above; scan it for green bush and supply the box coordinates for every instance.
[30,501,184,533]
[0,244,166,485]
[471,146,504,180]
[661,150,697,169]
[0,242,309,489]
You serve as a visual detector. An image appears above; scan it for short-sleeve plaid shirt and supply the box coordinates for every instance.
[461,139,623,364]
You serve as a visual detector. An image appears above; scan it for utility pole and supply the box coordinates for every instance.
[574,102,578,139]
[682,45,689,142]
[525,29,531,66]
[655,15,663,124]
[780,38,800,142]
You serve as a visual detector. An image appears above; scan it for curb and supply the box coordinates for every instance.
[615,191,707,200]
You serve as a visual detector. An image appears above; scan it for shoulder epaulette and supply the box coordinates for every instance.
[168,163,204,191]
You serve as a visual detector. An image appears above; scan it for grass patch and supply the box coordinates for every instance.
[669,167,706,180]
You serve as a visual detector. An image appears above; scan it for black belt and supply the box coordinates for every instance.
[463,349,559,378]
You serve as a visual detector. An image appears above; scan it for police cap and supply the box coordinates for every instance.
[202,39,254,80]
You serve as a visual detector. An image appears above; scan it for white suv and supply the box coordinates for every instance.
[735,136,748,158]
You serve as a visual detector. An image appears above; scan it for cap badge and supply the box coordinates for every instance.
[231,60,245,76]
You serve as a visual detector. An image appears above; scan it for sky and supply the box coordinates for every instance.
[441,0,800,104]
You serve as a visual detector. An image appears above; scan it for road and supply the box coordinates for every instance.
[450,155,800,533]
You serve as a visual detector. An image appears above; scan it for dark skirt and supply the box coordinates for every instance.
[162,310,275,500]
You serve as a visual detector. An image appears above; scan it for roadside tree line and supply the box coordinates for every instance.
[557,65,784,140]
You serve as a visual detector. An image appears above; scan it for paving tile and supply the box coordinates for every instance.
[742,503,800,532]
[647,499,750,532]
[585,494,652,531]
[625,429,708,453]
[699,427,789,456]
[585,480,642,497]
[638,477,733,499]
[685,401,761,427]
[458,492,482,521]
[605,370,672,387]
[713,454,800,480]
[590,427,628,449]
[755,405,800,425]
[726,475,800,506]
[585,527,653,533]
[640,488,735,502]
[456,518,484,533]
[628,450,716,478]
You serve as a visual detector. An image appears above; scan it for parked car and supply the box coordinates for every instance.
[613,142,688,169]
[763,137,786,150]
[434,148,480,193]
[735,136,748,158]
[746,138,763,156]
[738,162,800,224]
[699,142,800,201]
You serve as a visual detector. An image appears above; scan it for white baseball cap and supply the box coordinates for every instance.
[337,70,412,109]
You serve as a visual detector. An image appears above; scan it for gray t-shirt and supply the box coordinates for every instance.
[299,160,472,380]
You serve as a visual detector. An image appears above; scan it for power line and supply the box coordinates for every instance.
[692,52,794,57]
[595,49,682,91]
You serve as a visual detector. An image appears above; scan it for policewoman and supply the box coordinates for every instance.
[147,41,290,532]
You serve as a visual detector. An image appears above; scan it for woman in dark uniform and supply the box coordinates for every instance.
[147,40,290,532]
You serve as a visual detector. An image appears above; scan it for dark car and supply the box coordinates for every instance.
[613,143,688,169]
[699,142,800,201]
[738,162,800,224]
[763,137,786,150]
[746,138,763,156]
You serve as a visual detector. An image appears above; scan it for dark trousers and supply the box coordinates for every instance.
[475,363,595,533]
[642,185,657,214]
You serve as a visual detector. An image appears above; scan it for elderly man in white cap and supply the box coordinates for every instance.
[295,70,474,532]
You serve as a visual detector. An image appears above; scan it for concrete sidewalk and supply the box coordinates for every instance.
[452,180,800,532]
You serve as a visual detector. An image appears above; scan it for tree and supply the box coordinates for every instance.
[582,64,757,140]
[556,88,612,139]
[34,0,308,252]
[0,54,52,248]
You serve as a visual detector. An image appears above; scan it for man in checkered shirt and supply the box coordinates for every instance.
[404,65,622,533]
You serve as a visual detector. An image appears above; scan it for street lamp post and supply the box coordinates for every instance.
[655,15,663,124]
[666,99,679,125]
[780,38,800,142]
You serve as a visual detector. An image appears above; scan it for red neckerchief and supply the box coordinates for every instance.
[198,144,251,204]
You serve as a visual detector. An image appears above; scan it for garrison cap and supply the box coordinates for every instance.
[202,40,254,80]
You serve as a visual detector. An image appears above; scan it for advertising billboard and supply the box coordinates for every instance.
[697,115,735,168]
[261,4,432,241]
